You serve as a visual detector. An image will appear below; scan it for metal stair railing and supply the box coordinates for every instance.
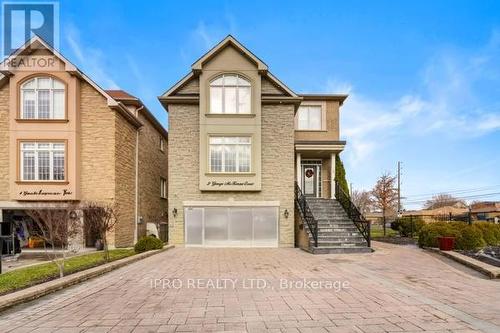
[334,181,371,247]
[294,181,318,247]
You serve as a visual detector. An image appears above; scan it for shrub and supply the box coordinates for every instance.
[418,223,458,248]
[391,217,425,237]
[473,222,500,246]
[454,225,486,251]
[134,236,164,253]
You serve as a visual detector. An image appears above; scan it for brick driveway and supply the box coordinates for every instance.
[0,242,499,333]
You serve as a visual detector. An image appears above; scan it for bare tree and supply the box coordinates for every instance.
[424,194,466,210]
[351,190,373,215]
[26,207,79,278]
[82,202,116,261]
[371,173,398,236]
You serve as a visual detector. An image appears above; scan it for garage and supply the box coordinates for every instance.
[184,206,278,247]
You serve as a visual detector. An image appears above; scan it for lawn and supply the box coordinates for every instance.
[371,224,398,238]
[0,249,135,295]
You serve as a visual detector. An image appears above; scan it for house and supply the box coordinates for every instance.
[471,202,500,222]
[0,36,168,251]
[159,36,371,253]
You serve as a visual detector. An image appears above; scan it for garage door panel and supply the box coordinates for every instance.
[253,207,278,245]
[205,208,228,243]
[185,206,278,247]
[185,208,203,245]
[229,209,253,241]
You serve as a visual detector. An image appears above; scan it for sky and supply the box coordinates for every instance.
[12,0,500,209]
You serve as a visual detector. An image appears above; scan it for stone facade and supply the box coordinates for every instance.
[167,103,295,247]
[137,113,168,238]
[0,84,9,201]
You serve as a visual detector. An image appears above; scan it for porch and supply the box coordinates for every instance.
[294,140,346,199]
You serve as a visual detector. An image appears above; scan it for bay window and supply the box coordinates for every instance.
[209,74,251,114]
[209,137,251,173]
[20,142,66,181]
[297,105,322,130]
[20,77,66,119]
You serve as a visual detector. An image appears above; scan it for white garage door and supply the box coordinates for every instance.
[185,207,278,247]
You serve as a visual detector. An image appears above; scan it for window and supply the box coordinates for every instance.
[160,178,167,198]
[209,74,251,114]
[160,137,165,152]
[20,77,65,119]
[20,142,65,181]
[297,105,322,130]
[209,137,251,173]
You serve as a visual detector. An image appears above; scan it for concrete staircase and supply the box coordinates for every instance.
[303,198,372,254]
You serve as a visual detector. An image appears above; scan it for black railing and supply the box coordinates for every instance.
[335,181,371,247]
[294,182,318,247]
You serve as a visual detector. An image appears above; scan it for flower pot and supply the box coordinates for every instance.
[437,236,455,251]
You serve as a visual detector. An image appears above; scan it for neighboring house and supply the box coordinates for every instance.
[160,35,370,253]
[0,37,167,250]
[471,202,500,222]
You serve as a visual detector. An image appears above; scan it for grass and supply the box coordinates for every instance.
[0,249,135,295]
[371,224,398,238]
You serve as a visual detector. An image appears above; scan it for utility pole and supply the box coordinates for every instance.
[397,161,401,214]
[350,182,353,195]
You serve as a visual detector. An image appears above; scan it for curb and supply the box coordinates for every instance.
[0,245,174,312]
[425,247,500,279]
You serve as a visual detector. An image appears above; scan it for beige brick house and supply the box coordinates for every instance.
[160,36,371,252]
[0,37,167,249]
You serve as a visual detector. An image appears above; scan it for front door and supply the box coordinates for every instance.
[302,164,319,197]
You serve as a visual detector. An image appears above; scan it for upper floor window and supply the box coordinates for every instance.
[20,77,65,120]
[160,137,165,152]
[160,177,167,198]
[297,105,322,130]
[210,74,251,114]
[20,142,66,181]
[209,136,251,173]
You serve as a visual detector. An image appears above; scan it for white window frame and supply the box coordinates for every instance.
[160,177,167,198]
[160,137,165,152]
[208,136,252,173]
[20,142,66,181]
[20,77,66,120]
[296,105,324,130]
[209,74,251,114]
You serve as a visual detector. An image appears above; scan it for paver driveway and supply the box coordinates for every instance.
[0,242,499,333]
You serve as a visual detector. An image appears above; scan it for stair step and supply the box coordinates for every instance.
[307,246,374,254]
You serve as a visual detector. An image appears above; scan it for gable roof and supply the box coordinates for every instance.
[159,35,301,107]
[191,35,268,72]
[106,89,168,139]
[0,35,142,128]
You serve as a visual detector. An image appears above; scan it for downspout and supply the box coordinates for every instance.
[133,106,144,244]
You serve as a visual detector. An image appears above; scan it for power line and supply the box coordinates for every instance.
[403,184,500,199]
[403,191,500,204]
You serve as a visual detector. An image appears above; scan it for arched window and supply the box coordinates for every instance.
[210,74,251,114]
[20,76,65,119]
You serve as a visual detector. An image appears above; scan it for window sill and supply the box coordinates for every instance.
[16,181,69,185]
[15,118,69,123]
[205,113,256,118]
[295,129,327,132]
[205,172,256,176]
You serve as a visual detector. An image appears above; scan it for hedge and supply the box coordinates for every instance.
[134,236,164,253]
[391,217,425,237]
[418,222,500,250]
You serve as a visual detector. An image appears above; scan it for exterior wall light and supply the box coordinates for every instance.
[172,208,178,218]
[284,209,289,219]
